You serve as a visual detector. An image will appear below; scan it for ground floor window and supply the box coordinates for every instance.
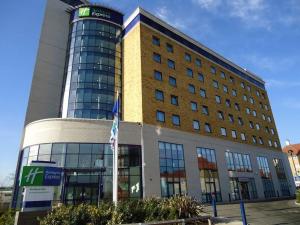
[279,179,290,196]
[159,141,187,197]
[199,170,222,203]
[229,178,257,201]
[12,143,142,209]
[262,179,276,198]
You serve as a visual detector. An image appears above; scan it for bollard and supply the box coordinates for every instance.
[240,200,247,225]
[211,196,217,217]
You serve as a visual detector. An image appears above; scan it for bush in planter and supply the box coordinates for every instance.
[0,210,15,225]
[296,190,300,203]
[40,196,205,225]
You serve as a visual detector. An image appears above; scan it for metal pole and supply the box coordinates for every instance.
[211,195,217,217]
[240,200,247,225]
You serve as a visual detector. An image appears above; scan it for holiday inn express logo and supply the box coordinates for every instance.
[20,166,62,186]
[79,7,90,17]
[21,166,44,186]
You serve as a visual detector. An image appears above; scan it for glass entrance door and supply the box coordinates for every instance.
[240,182,250,200]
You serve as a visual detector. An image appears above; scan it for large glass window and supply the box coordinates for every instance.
[225,152,252,172]
[159,142,187,197]
[197,147,221,202]
[257,156,276,198]
[66,19,122,120]
[17,143,142,206]
[273,158,290,196]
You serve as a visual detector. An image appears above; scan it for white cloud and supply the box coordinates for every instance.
[154,6,187,30]
[192,0,222,10]
[227,0,271,29]
[266,79,300,89]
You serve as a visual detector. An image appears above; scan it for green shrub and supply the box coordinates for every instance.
[40,196,204,225]
[296,190,300,203]
[0,210,15,225]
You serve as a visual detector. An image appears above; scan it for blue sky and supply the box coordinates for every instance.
[0,0,300,185]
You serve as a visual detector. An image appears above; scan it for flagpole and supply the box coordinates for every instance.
[112,91,119,205]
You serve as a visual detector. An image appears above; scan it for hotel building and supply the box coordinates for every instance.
[12,0,295,208]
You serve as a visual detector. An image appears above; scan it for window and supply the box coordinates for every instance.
[265,104,269,110]
[153,52,161,63]
[188,84,195,93]
[228,114,234,123]
[273,158,290,196]
[155,90,164,101]
[265,126,270,133]
[249,121,254,129]
[215,95,221,104]
[169,76,177,87]
[247,85,251,92]
[156,111,165,122]
[267,116,272,122]
[268,140,272,147]
[241,82,245,88]
[220,72,226,79]
[210,66,216,74]
[200,89,206,98]
[198,73,204,82]
[197,147,222,202]
[166,43,173,53]
[195,58,202,67]
[252,136,257,144]
[171,95,178,105]
[221,127,227,136]
[256,123,260,130]
[234,103,240,111]
[225,152,235,171]
[256,90,260,97]
[232,89,237,96]
[168,59,175,69]
[172,115,180,126]
[191,101,198,111]
[270,128,275,135]
[260,102,263,109]
[262,114,266,120]
[213,80,219,88]
[259,137,264,145]
[229,76,235,83]
[154,70,162,81]
[223,85,228,93]
[252,110,257,117]
[205,123,212,133]
[185,53,191,62]
[274,141,278,148]
[152,36,160,46]
[225,99,231,107]
[257,156,276,198]
[186,68,193,77]
[241,133,246,141]
[202,105,209,115]
[243,95,247,101]
[159,142,186,197]
[193,120,200,130]
[232,130,237,139]
[262,93,266,99]
[249,97,254,104]
[218,111,224,120]
[246,108,250,114]
[238,117,244,126]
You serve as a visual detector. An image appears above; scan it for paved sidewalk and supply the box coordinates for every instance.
[203,199,300,225]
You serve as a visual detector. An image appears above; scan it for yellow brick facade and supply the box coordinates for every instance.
[123,22,281,151]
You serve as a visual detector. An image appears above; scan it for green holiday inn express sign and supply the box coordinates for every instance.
[20,166,62,187]
[79,7,90,17]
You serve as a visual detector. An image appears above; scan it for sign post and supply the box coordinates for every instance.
[20,161,62,212]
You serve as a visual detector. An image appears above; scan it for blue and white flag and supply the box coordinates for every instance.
[110,97,119,151]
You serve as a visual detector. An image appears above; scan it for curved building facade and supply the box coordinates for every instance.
[61,5,123,119]
[12,0,295,209]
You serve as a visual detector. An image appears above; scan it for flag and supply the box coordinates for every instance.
[110,98,119,151]
[110,95,119,204]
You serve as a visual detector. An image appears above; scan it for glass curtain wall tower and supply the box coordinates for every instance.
[61,6,122,119]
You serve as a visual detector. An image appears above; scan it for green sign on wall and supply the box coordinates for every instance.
[20,166,44,186]
[79,7,90,17]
